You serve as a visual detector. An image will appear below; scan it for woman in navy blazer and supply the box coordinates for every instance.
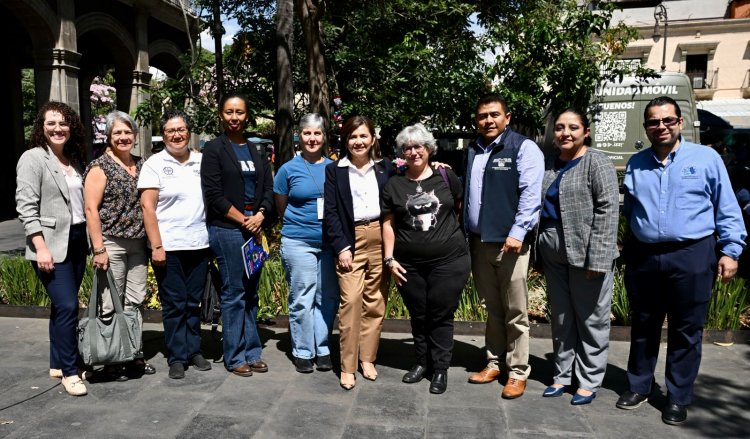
[200,92,274,377]
[324,116,394,390]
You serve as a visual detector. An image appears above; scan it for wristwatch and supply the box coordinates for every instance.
[383,256,395,268]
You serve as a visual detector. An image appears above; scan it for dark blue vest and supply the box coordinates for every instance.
[464,128,528,243]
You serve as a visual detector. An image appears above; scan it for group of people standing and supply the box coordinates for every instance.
[16,92,746,427]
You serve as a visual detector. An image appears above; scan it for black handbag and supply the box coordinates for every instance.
[77,269,141,366]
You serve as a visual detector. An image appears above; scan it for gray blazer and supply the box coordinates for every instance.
[541,149,619,272]
[15,147,81,262]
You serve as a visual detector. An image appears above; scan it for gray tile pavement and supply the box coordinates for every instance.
[0,317,747,438]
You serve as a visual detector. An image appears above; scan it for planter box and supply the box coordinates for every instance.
[1,304,747,343]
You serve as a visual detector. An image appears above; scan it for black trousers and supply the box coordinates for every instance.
[398,253,470,372]
[624,235,716,405]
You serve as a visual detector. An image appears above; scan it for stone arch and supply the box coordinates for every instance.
[149,39,183,77]
[76,12,137,64]
[2,0,57,48]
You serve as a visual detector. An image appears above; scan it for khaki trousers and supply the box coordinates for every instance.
[337,222,388,374]
[470,234,531,380]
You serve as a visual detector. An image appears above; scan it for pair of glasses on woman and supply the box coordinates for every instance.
[644,117,680,128]
[401,144,426,153]
[164,127,189,136]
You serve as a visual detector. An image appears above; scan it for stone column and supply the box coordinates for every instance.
[130,4,152,157]
[34,48,81,112]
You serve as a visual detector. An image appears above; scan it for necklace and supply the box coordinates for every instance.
[406,167,433,194]
[108,151,136,171]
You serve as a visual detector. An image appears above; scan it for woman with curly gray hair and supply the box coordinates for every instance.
[381,123,470,394]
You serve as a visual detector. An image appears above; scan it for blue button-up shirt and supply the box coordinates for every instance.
[623,138,747,259]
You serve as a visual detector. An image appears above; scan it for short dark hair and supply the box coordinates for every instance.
[218,92,250,113]
[644,96,681,120]
[475,93,509,114]
[160,108,192,134]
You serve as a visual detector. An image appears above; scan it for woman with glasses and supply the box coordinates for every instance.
[84,110,155,382]
[16,102,89,396]
[138,108,212,379]
[200,92,274,377]
[324,115,394,390]
[274,113,340,374]
[381,123,469,394]
[537,108,619,405]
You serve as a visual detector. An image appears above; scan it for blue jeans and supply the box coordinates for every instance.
[33,223,87,376]
[281,237,340,359]
[153,249,210,366]
[208,226,264,369]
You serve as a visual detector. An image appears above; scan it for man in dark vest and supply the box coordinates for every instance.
[464,93,544,398]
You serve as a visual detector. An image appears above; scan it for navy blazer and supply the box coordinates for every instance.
[324,158,394,256]
[200,133,275,229]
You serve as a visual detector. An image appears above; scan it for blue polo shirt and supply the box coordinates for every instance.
[623,138,746,259]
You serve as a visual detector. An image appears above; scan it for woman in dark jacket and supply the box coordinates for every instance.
[324,116,394,390]
[200,92,274,377]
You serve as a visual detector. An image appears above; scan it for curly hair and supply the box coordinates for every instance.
[28,101,86,165]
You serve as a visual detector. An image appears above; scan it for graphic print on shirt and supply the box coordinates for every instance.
[240,160,256,172]
[406,190,441,231]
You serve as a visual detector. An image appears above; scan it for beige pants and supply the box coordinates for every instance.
[470,234,531,380]
[337,222,388,374]
[99,235,148,358]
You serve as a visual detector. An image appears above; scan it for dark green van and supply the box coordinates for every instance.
[590,72,700,170]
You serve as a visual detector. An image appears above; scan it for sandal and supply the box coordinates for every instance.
[61,376,87,396]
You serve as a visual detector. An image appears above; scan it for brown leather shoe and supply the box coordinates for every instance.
[501,378,527,399]
[468,367,502,384]
[249,360,268,373]
[231,364,253,377]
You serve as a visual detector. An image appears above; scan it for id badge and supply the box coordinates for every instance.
[317,197,324,220]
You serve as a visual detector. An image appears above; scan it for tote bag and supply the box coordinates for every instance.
[77,269,141,366]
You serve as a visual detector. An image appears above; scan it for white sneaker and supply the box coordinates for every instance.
[49,368,63,379]
[61,376,88,396]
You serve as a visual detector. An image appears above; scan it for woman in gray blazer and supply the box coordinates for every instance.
[537,108,619,405]
[16,102,88,396]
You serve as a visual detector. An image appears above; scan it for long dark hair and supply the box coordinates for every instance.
[339,115,381,160]
[28,101,86,165]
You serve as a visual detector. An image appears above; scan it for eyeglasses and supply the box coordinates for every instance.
[401,144,426,153]
[164,127,189,136]
[644,117,680,128]
[44,122,70,130]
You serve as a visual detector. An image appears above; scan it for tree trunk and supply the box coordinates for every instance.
[276,0,294,165]
[297,0,330,129]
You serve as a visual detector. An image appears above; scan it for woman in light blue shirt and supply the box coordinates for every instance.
[274,113,340,373]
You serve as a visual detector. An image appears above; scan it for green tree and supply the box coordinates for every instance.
[479,0,653,132]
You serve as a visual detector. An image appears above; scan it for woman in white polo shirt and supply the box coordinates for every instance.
[138,108,212,379]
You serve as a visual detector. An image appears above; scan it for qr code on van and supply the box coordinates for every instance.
[594,111,627,142]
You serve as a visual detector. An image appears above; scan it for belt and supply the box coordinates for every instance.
[354,218,378,226]
[630,235,712,253]
[244,204,254,212]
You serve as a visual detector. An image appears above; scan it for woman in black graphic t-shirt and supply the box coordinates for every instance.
[381,123,470,395]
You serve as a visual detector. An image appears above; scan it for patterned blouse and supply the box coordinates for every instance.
[84,153,145,239]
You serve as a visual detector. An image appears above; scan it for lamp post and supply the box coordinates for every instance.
[653,3,668,72]
[212,0,225,102]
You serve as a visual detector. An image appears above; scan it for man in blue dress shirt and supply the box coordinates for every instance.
[616,96,746,425]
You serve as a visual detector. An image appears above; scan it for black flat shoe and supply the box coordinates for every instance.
[662,400,688,426]
[168,363,185,379]
[316,355,333,371]
[402,365,427,384]
[293,357,314,373]
[429,371,447,394]
[616,391,649,410]
[102,365,128,382]
[189,354,212,371]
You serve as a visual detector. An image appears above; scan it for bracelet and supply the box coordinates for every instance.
[93,247,107,255]
[383,256,395,268]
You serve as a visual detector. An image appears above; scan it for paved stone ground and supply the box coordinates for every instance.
[0,317,747,438]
